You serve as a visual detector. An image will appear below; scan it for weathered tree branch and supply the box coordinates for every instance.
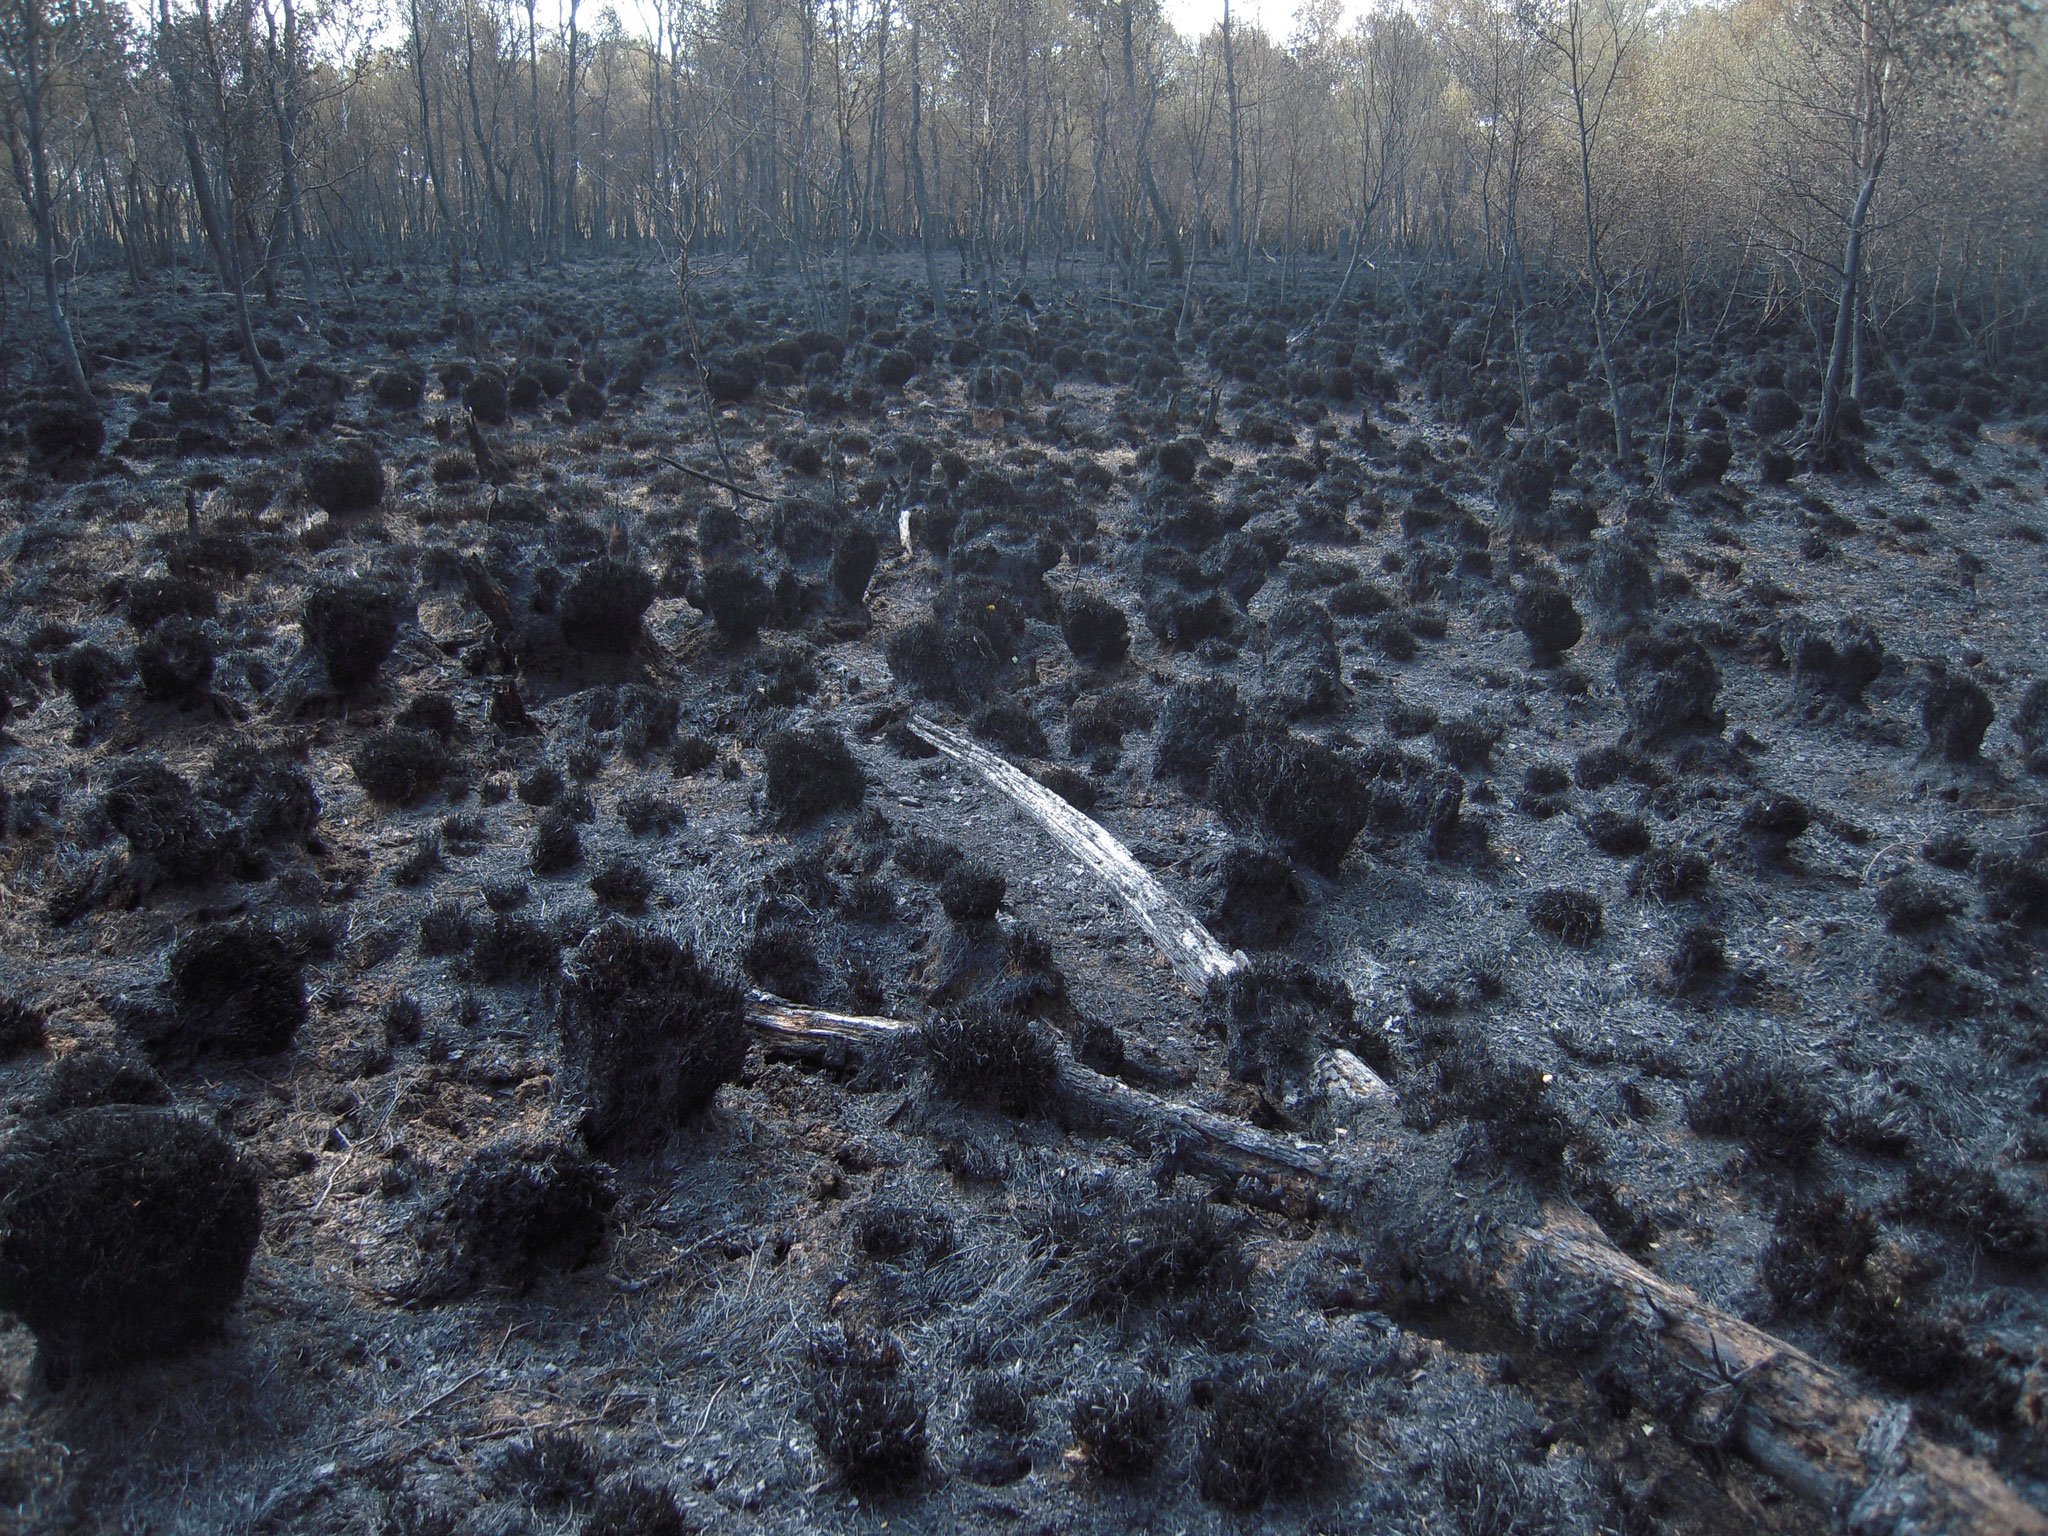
[906,715,1242,991]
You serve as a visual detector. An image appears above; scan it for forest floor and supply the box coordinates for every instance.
[0,251,2044,1535]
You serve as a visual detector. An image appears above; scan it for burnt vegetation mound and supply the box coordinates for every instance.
[421,1136,616,1297]
[559,558,655,654]
[350,728,450,804]
[0,1106,261,1380]
[763,725,865,824]
[302,576,405,691]
[1070,1373,1171,1480]
[923,1005,1060,1117]
[146,922,308,1059]
[1196,1368,1345,1511]
[558,922,748,1154]
[807,1329,927,1497]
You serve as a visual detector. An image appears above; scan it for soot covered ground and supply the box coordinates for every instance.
[0,253,2044,1534]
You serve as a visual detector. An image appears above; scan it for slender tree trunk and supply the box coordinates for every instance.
[1815,0,1883,467]
[6,45,93,405]
[563,0,580,255]
[1568,50,1628,464]
[908,15,940,312]
[1815,164,1878,462]
[160,0,274,395]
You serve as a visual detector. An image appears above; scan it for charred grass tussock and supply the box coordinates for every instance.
[558,921,747,1154]
[0,1106,261,1381]
[1195,1367,1345,1511]
[922,1005,1060,1117]
[806,1327,928,1497]
[1685,1050,1829,1165]
[1070,1371,1171,1480]
[419,1136,615,1298]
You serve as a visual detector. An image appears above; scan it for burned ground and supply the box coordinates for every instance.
[0,253,2043,1535]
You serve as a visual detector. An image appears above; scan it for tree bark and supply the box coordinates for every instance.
[4,0,93,405]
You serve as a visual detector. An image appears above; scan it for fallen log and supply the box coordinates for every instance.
[906,715,1242,991]
[740,994,2048,1536]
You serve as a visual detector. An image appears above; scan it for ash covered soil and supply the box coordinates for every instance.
[0,254,2045,1535]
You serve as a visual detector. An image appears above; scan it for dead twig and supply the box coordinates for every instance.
[647,452,773,505]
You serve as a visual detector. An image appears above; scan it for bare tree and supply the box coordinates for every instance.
[0,0,100,402]
[1540,0,1644,466]
[155,0,275,394]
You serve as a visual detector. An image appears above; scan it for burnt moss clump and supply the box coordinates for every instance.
[135,616,215,703]
[1070,1374,1171,1480]
[763,726,864,825]
[558,922,748,1154]
[1686,1051,1827,1165]
[101,759,233,883]
[1196,1368,1344,1511]
[938,860,1006,923]
[422,1136,615,1297]
[924,1005,1059,1116]
[350,728,449,805]
[807,1329,927,1497]
[0,1106,260,1380]
[302,576,405,691]
[560,559,655,654]
[1528,886,1602,946]
[302,438,384,514]
[1210,724,1370,876]
[153,922,307,1059]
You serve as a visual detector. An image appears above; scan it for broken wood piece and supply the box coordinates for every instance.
[1315,1049,1395,1112]
[741,993,2044,1535]
[1512,1206,2048,1536]
[747,994,920,1056]
[906,715,1242,991]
